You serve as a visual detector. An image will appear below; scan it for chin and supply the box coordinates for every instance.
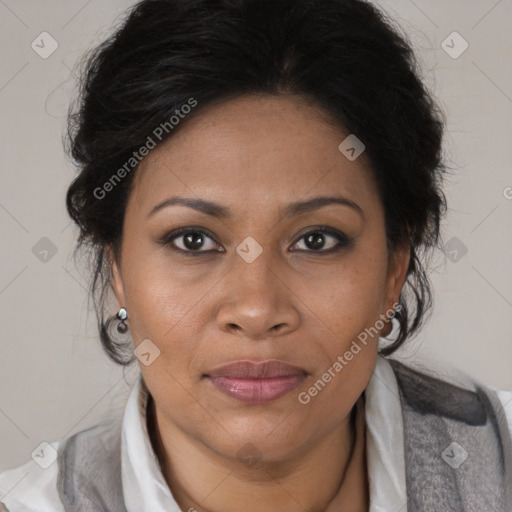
[205,414,308,460]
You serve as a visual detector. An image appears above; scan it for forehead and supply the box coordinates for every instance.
[129,94,379,218]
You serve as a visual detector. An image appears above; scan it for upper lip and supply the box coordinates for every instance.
[206,359,308,379]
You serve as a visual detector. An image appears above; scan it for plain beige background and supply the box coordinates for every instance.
[0,0,511,471]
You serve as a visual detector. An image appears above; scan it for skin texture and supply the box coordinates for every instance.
[109,93,410,512]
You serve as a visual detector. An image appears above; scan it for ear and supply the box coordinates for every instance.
[384,241,410,308]
[380,238,410,336]
[107,245,126,308]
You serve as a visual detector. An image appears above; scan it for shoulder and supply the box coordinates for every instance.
[0,378,135,512]
[0,409,124,512]
[0,439,64,511]
[385,354,512,442]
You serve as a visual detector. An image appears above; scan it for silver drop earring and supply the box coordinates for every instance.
[117,307,128,333]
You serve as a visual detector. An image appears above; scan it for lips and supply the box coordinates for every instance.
[207,360,308,379]
[204,360,308,404]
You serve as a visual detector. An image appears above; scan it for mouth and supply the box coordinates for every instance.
[204,359,308,404]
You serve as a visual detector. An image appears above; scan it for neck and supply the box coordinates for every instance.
[146,392,368,512]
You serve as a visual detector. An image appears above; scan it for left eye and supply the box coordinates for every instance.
[291,228,349,253]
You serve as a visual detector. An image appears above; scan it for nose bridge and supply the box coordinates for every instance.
[232,238,281,309]
[216,238,299,337]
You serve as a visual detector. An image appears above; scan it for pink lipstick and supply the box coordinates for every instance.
[205,360,308,404]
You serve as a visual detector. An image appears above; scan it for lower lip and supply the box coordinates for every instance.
[206,375,307,404]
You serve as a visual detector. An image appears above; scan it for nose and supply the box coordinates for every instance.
[216,248,300,340]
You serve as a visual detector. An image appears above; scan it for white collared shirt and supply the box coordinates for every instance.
[1,355,511,511]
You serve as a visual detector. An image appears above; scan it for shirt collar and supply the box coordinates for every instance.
[121,372,181,511]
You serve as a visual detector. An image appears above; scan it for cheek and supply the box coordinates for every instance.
[121,243,209,340]
[298,270,383,414]
[140,363,205,438]
[296,248,388,329]
[292,247,388,383]
[298,349,376,427]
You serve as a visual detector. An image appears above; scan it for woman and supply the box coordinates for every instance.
[1,0,511,510]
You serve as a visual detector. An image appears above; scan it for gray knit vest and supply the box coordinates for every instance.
[51,358,512,511]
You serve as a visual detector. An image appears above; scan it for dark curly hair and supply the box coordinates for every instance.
[65,0,448,366]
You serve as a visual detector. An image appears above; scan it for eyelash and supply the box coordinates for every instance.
[158,226,351,257]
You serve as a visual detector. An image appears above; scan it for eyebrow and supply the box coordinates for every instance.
[147,195,363,220]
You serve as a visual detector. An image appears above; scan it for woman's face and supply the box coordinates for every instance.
[110,93,409,463]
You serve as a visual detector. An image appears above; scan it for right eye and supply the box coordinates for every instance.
[158,227,224,256]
